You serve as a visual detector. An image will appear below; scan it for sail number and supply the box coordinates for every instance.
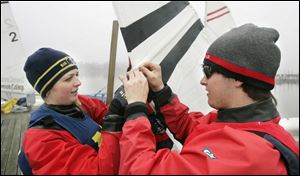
[9,32,19,42]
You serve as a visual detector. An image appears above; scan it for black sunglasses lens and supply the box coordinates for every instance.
[203,65,213,78]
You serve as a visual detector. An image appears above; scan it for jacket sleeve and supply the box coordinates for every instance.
[23,128,121,175]
[159,95,206,141]
[120,117,195,174]
[78,95,108,125]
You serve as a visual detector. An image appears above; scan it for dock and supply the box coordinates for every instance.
[1,111,31,175]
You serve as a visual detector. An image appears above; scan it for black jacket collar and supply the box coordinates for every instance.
[217,98,279,123]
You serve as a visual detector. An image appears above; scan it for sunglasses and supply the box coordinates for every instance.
[202,65,215,79]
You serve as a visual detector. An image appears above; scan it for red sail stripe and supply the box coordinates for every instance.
[207,6,227,16]
[207,11,230,22]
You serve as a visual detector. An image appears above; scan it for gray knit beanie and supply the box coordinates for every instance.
[204,23,281,90]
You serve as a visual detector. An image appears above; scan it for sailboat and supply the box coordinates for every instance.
[1,1,36,108]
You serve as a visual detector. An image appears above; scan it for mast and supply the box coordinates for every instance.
[106,20,119,104]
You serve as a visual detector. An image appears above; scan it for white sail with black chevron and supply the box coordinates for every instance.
[113,1,235,112]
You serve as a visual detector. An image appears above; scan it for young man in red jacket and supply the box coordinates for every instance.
[119,24,299,174]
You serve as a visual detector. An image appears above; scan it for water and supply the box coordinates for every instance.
[272,84,299,118]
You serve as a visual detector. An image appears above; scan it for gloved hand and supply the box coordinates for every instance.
[107,85,128,116]
[103,85,128,132]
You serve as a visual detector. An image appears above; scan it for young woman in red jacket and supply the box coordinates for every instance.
[19,47,173,175]
[19,48,123,175]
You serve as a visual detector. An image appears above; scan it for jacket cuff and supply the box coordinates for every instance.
[102,114,125,132]
[152,85,174,107]
[125,102,148,121]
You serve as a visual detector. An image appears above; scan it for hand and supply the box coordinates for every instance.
[139,62,164,92]
[108,85,127,116]
[119,69,149,104]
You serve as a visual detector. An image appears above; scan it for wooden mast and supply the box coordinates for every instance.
[106,20,119,104]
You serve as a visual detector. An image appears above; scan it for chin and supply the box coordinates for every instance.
[208,100,218,110]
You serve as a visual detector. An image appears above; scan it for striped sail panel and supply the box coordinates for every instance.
[113,1,235,112]
[116,1,189,52]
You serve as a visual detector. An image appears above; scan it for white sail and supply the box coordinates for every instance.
[112,1,235,112]
[1,1,35,105]
[202,1,236,44]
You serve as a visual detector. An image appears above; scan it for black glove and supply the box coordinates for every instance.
[102,114,126,132]
[103,86,128,132]
[108,85,128,116]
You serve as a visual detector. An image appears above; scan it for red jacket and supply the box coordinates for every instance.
[22,95,121,175]
[120,96,299,174]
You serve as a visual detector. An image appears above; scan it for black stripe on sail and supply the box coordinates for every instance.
[120,1,189,52]
[160,19,204,83]
[1,1,9,4]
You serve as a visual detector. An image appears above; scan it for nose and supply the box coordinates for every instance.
[74,76,81,87]
[200,76,207,86]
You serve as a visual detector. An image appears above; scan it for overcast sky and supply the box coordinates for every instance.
[9,1,299,74]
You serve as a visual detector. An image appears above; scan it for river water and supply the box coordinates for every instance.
[272,83,299,118]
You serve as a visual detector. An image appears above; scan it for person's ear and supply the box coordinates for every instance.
[234,79,243,88]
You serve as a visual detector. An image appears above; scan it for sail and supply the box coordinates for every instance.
[1,1,35,104]
[202,1,236,44]
[113,1,235,112]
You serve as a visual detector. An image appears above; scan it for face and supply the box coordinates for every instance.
[45,69,81,105]
[200,66,237,109]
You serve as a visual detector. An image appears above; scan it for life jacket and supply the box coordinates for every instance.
[18,104,102,175]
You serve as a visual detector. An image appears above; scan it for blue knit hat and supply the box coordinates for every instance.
[24,48,78,98]
[204,23,281,90]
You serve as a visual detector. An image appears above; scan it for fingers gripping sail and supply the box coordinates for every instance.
[113,1,235,111]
